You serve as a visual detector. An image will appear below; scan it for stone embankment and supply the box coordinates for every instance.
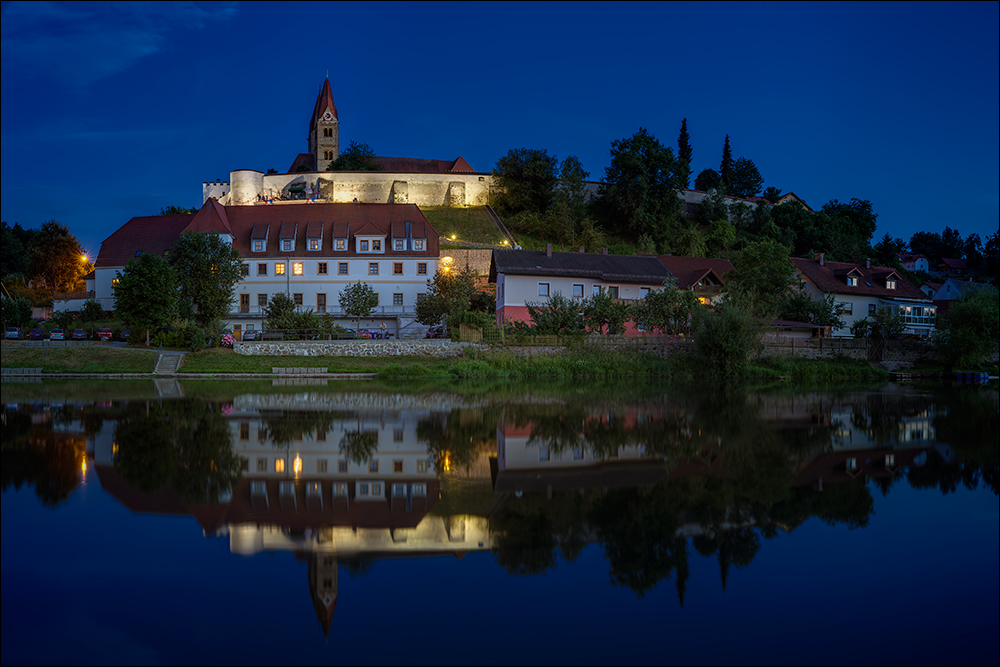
[234,340,484,357]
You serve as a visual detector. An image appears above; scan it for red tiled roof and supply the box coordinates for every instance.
[305,221,322,239]
[656,255,735,289]
[97,202,439,264]
[288,153,313,173]
[372,156,482,174]
[791,257,928,300]
[940,257,966,270]
[184,198,233,236]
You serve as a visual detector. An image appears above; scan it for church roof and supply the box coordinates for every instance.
[309,78,338,132]
[373,156,483,174]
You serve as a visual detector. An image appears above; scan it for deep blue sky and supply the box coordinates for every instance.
[2,1,998,255]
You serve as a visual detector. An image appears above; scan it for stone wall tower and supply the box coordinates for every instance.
[308,77,339,170]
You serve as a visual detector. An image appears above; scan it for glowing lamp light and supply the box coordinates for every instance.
[80,254,89,262]
[450,234,457,240]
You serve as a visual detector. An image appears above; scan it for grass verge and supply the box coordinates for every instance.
[0,344,155,373]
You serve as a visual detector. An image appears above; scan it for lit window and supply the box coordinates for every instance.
[886,454,896,466]
[335,239,346,251]
[318,262,328,275]
[538,283,549,297]
[253,240,264,252]
[360,240,369,251]
[275,263,286,276]
[275,458,285,473]
[393,262,403,275]
[848,275,859,287]
[369,262,379,275]
[293,262,304,276]
[414,239,425,251]
[393,293,403,306]
[241,263,250,277]
[338,263,348,275]
[886,279,897,290]
[112,278,120,287]
[281,239,293,252]
[257,263,267,276]
[573,284,584,298]
[417,262,427,275]
[308,239,320,251]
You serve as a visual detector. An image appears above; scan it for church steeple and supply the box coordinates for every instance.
[308,77,339,170]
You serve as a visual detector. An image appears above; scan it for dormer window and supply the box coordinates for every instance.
[360,240,369,251]
[372,240,381,252]
[253,240,264,252]
[394,239,405,251]
[308,238,320,251]
[886,278,897,290]
[281,239,293,252]
[848,275,859,287]
[335,238,346,251]
[414,239,425,251]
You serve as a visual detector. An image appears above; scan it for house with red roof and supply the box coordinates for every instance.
[791,254,936,338]
[90,199,440,337]
[898,253,931,273]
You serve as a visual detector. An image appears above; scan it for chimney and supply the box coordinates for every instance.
[819,253,825,266]
[579,247,585,253]
[545,243,552,258]
[602,248,608,255]
[866,258,871,269]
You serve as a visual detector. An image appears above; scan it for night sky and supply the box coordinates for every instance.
[2,1,997,255]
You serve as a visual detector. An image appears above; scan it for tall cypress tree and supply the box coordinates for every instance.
[676,118,693,189]
[720,135,733,191]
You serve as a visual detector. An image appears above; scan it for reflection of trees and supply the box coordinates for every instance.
[338,430,379,466]
[1,409,83,507]
[416,408,498,472]
[930,387,999,496]
[770,480,874,530]
[259,411,343,448]
[113,400,240,505]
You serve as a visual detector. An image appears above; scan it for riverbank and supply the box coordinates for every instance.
[2,342,892,383]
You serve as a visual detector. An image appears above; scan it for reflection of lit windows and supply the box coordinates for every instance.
[317,459,328,473]
[412,483,427,497]
[257,458,267,472]
[333,483,348,497]
[293,262,304,276]
[293,456,302,474]
[393,460,403,473]
[539,448,550,462]
[393,483,407,496]
[372,482,382,495]
[886,454,896,466]
[846,457,858,471]
[417,460,429,473]
[338,459,348,473]
[275,458,286,473]
[369,460,379,473]
[359,482,369,495]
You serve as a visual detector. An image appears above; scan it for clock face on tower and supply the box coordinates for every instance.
[323,111,333,121]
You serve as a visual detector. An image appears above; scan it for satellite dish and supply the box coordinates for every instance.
[514,245,522,250]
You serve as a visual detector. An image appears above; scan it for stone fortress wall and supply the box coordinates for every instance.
[207,170,492,207]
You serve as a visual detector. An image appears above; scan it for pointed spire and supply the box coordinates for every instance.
[310,77,338,132]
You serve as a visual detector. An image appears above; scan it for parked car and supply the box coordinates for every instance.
[29,328,45,340]
[71,329,89,340]
[119,329,131,341]
[49,329,65,340]
[96,328,113,341]
[241,329,260,341]
[5,327,23,340]
[425,324,448,339]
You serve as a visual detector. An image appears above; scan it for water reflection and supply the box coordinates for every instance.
[2,382,997,636]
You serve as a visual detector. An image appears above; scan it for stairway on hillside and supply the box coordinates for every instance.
[154,353,183,374]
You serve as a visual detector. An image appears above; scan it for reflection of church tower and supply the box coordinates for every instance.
[307,552,338,637]
[308,77,339,170]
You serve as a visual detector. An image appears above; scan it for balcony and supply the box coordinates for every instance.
[229,305,418,319]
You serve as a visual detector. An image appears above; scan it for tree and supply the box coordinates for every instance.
[598,128,683,249]
[1,221,33,278]
[724,240,796,316]
[850,305,906,340]
[415,264,492,329]
[82,298,104,324]
[694,168,721,192]
[962,233,983,270]
[933,287,999,369]
[675,118,693,189]
[728,157,764,198]
[984,230,999,277]
[339,281,379,331]
[761,187,783,204]
[327,140,383,171]
[113,253,178,345]
[582,290,631,335]
[168,232,244,324]
[630,279,703,335]
[692,297,765,380]
[492,148,559,216]
[872,233,907,268]
[525,292,584,335]
[30,220,87,292]
[50,309,75,330]
[779,291,845,329]
[2,295,33,329]
[159,205,197,215]
[555,155,590,220]
[719,135,733,190]
[263,292,297,330]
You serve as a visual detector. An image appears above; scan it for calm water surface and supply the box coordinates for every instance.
[2,379,997,665]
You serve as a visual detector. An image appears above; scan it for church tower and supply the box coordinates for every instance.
[308,77,339,170]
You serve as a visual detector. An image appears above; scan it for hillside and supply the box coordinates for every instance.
[419,206,507,246]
